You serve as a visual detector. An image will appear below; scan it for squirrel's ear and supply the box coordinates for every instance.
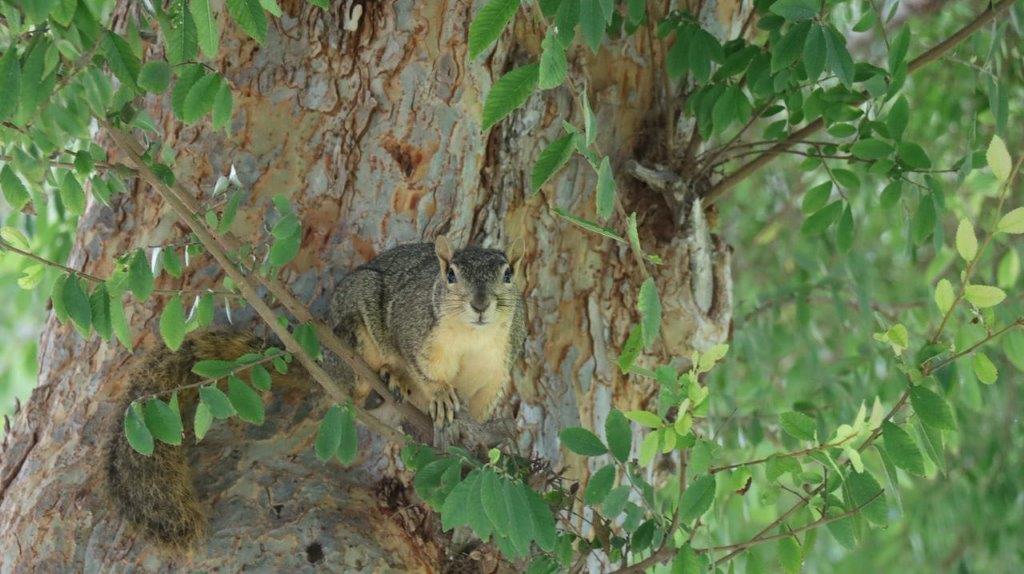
[434,235,454,268]
[507,238,525,268]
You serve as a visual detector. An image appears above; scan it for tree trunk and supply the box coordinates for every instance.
[0,1,738,571]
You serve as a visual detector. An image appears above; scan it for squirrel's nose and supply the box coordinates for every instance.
[471,299,489,314]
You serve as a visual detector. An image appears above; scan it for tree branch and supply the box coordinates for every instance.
[704,0,1014,204]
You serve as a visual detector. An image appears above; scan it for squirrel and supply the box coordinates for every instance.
[106,236,526,548]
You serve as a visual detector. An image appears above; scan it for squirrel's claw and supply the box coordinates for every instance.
[428,385,460,428]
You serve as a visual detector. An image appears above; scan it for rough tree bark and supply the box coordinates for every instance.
[0,1,738,571]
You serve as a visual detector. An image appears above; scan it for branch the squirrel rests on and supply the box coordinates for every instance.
[107,236,527,548]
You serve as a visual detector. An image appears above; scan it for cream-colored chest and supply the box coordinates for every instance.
[420,315,512,418]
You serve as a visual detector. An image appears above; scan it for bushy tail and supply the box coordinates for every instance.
[106,331,277,548]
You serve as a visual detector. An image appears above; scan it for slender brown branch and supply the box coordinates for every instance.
[923,318,1024,376]
[0,239,235,297]
[705,0,1014,204]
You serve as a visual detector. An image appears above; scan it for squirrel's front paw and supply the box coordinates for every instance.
[427,384,460,428]
[381,369,412,401]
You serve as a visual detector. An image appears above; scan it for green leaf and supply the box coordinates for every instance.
[584,464,616,505]
[0,47,22,121]
[772,21,810,73]
[964,284,1005,308]
[955,218,977,261]
[559,427,607,456]
[525,487,556,552]
[997,207,1024,234]
[678,474,716,522]
[103,31,141,90]
[337,405,358,464]
[847,470,886,526]
[934,279,954,314]
[910,386,955,430]
[194,402,213,442]
[888,96,909,141]
[182,72,222,123]
[579,0,605,53]
[467,0,519,58]
[882,421,924,476]
[315,404,344,462]
[780,411,816,441]
[770,0,819,20]
[912,194,936,245]
[972,352,998,385]
[226,0,267,43]
[986,135,1012,183]
[59,172,86,216]
[171,65,204,120]
[250,364,272,391]
[778,537,802,574]
[51,275,69,324]
[605,409,632,462]
[998,248,1020,288]
[481,63,539,131]
[62,274,92,333]
[199,385,236,419]
[803,24,827,80]
[823,24,854,88]
[595,157,616,221]
[624,410,662,428]
[89,284,113,340]
[161,0,198,65]
[888,26,911,72]
[260,0,282,17]
[766,455,802,482]
[538,28,568,90]
[898,142,932,169]
[440,471,475,532]
[530,133,576,193]
[124,403,154,456]
[193,359,237,378]
[158,294,187,351]
[481,469,510,530]
[801,200,843,236]
[228,375,265,424]
[638,277,661,350]
[1,165,30,210]
[127,249,154,301]
[836,204,854,252]
[109,289,132,350]
[138,61,171,93]
[851,139,893,160]
[294,322,321,360]
[144,398,183,445]
[553,207,625,242]
[191,0,220,58]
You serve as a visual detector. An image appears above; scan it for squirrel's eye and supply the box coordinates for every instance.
[503,267,513,283]
[446,267,457,284]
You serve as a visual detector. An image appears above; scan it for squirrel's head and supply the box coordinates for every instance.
[434,235,524,327]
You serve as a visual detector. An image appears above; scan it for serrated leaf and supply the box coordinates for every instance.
[595,157,616,220]
[315,404,344,462]
[193,359,237,378]
[90,284,112,340]
[103,31,141,90]
[138,61,171,94]
[62,274,92,333]
[538,29,567,90]
[194,402,213,442]
[584,464,616,505]
[934,279,954,314]
[227,0,267,43]
[159,294,187,351]
[182,72,222,123]
[780,411,816,441]
[972,352,997,385]
[678,474,716,522]
[964,284,1005,308]
[910,386,955,430]
[144,398,183,445]
[530,133,576,193]
[124,403,154,456]
[638,277,661,350]
[997,208,1024,234]
[481,63,539,131]
[580,0,605,53]
[161,0,199,65]
[227,375,264,424]
[191,0,220,58]
[559,427,607,456]
[467,0,519,58]
[987,135,1011,182]
[848,470,886,526]
[128,249,154,301]
[882,421,924,476]
[337,405,358,464]
[605,408,631,462]
[1,166,30,211]
[778,536,801,573]
[59,172,86,216]
[0,47,21,121]
[250,364,272,391]
[109,289,132,350]
[955,218,977,261]
[199,385,236,418]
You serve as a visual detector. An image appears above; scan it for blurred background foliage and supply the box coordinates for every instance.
[708,4,1023,572]
[0,1,1022,572]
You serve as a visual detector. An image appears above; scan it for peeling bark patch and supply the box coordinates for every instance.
[382,135,423,178]
[305,541,325,563]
